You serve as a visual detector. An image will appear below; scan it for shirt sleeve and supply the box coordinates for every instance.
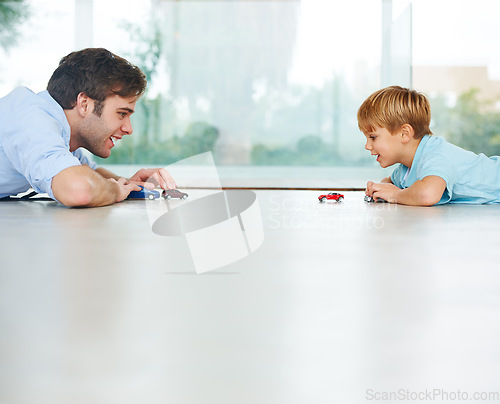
[73,148,98,170]
[390,164,405,188]
[2,105,84,200]
[417,152,455,204]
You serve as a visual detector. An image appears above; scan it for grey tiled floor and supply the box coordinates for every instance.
[1,190,499,403]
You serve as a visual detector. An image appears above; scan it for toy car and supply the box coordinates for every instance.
[163,189,189,200]
[128,185,161,200]
[318,192,344,203]
[364,195,387,203]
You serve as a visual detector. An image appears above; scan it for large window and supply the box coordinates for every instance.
[412,0,500,158]
[1,0,499,187]
[96,0,387,173]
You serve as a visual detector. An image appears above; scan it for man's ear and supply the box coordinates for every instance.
[400,124,415,144]
[75,92,94,117]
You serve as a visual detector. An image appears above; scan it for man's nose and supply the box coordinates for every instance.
[122,118,133,135]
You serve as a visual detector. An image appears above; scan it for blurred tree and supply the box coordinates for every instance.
[122,20,163,149]
[114,1,298,166]
[96,121,219,165]
[297,135,323,154]
[0,0,29,51]
[160,1,299,164]
[430,89,500,156]
[181,121,219,156]
[251,134,345,166]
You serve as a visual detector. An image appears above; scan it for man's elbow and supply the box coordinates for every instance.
[54,178,94,207]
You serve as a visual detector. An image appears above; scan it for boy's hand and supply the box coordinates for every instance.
[365,181,400,203]
[366,176,446,206]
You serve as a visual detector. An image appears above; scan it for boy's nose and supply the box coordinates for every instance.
[365,140,371,150]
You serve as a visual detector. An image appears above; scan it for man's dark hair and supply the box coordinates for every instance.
[47,48,147,112]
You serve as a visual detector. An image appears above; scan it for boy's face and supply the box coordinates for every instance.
[363,126,405,168]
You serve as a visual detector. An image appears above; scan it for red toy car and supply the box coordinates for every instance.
[318,192,344,203]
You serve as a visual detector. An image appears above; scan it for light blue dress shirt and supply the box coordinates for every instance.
[0,87,97,201]
[391,135,500,204]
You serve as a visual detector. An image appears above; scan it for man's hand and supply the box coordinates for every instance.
[108,177,141,203]
[128,168,177,190]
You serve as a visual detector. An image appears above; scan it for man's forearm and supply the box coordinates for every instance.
[79,172,122,207]
[95,166,122,181]
[52,165,122,207]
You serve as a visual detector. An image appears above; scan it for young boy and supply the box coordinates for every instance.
[358,85,500,206]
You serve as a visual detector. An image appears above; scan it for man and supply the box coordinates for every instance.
[0,48,176,207]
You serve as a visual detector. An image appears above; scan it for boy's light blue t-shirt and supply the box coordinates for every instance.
[0,87,97,200]
[390,135,500,205]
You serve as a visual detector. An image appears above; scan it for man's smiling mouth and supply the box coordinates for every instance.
[110,135,121,147]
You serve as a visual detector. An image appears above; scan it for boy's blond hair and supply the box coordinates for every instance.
[357,86,433,139]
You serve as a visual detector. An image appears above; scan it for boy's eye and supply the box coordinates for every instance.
[119,112,127,118]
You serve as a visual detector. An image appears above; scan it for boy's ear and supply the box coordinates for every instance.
[400,124,415,144]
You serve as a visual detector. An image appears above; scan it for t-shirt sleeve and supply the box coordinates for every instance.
[417,152,455,204]
[2,105,84,200]
[390,164,405,188]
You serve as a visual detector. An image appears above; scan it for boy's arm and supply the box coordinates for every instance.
[366,175,446,206]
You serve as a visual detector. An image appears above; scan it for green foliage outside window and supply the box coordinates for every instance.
[97,13,500,167]
[430,89,500,157]
[0,0,29,51]
[100,86,500,166]
[95,120,219,165]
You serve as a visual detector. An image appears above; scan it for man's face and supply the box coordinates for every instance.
[363,126,404,168]
[78,94,137,158]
